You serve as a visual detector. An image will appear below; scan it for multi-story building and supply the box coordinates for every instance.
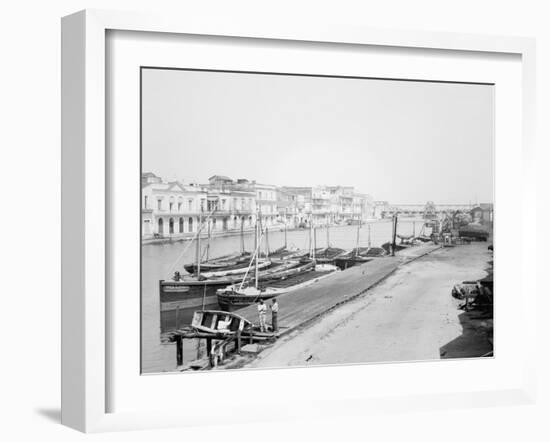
[206,176,257,231]
[142,172,376,237]
[311,186,331,224]
[141,177,207,237]
[278,186,313,227]
[213,177,278,227]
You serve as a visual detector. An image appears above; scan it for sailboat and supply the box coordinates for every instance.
[216,220,339,311]
[183,215,251,274]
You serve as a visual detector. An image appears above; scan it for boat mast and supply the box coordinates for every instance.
[265,226,270,258]
[240,216,245,255]
[354,217,361,257]
[196,212,202,278]
[284,208,288,249]
[313,225,316,262]
[205,218,211,261]
[367,223,371,248]
[391,214,398,256]
[255,212,259,288]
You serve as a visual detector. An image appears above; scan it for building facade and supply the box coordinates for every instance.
[142,172,376,238]
[141,179,207,238]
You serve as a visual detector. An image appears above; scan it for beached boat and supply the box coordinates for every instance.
[217,263,339,310]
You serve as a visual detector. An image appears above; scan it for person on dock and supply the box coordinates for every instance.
[271,298,279,332]
[173,271,182,281]
[257,299,267,332]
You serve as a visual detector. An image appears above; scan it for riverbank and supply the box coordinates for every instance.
[227,242,492,369]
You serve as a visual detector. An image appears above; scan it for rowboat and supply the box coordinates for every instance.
[191,310,252,335]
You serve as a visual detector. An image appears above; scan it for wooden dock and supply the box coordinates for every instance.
[231,243,441,338]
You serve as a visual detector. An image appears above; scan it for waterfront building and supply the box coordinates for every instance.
[328,186,354,222]
[206,176,257,231]
[278,186,313,226]
[141,177,207,238]
[352,193,373,220]
[311,186,331,224]
[252,182,278,226]
[142,172,376,238]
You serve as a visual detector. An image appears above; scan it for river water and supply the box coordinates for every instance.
[141,218,423,373]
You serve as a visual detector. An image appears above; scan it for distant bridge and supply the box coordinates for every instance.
[380,202,474,218]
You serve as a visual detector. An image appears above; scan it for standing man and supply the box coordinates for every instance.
[257,299,267,332]
[271,298,279,332]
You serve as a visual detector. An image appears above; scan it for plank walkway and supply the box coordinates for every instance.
[236,243,441,335]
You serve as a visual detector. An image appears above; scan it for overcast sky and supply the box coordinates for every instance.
[142,68,493,204]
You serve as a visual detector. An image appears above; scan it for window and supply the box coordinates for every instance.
[188,199,193,211]
[157,199,162,210]
[178,202,182,212]
[144,195,148,209]
[169,202,173,212]
[179,218,184,233]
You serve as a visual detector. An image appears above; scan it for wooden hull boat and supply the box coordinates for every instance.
[333,247,373,269]
[159,260,303,314]
[216,263,339,310]
[191,310,252,335]
[183,252,251,274]
[267,246,309,261]
[381,242,410,254]
[198,259,271,278]
[311,247,346,264]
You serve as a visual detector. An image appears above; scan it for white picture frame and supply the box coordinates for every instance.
[61,9,537,433]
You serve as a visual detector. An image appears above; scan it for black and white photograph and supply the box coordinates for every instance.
[140,67,494,373]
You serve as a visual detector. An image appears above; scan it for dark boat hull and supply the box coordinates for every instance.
[160,260,305,312]
[217,263,333,311]
[183,253,251,274]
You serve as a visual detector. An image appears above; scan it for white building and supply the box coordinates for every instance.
[141,179,207,237]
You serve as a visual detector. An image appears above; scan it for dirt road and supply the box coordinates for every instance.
[247,243,492,369]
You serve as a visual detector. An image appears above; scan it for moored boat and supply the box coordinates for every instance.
[216,263,339,310]
[312,246,346,263]
[333,247,372,269]
[159,259,302,312]
[183,252,250,274]
[191,310,252,335]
